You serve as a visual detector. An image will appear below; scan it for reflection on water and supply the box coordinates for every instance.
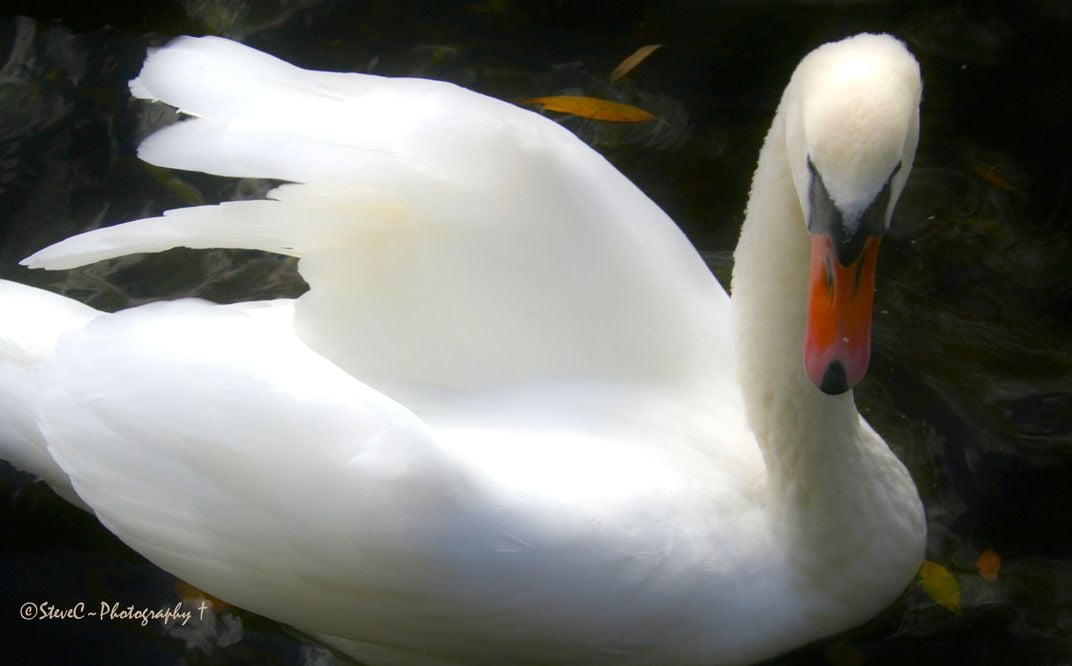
[1,2,1070,664]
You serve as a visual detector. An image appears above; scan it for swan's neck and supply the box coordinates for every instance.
[731,107,860,499]
[730,107,924,607]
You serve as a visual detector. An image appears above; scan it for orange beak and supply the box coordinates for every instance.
[803,234,881,394]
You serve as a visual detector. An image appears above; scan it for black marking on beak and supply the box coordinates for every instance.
[807,159,900,266]
[820,361,849,395]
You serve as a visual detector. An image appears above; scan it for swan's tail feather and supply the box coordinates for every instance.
[20,183,407,271]
[129,35,362,117]
[129,35,528,186]
[130,35,389,183]
[0,281,98,507]
[0,281,99,365]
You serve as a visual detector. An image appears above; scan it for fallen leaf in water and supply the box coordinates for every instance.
[976,548,1001,582]
[610,44,663,82]
[919,560,961,613]
[522,96,656,122]
[971,163,1016,191]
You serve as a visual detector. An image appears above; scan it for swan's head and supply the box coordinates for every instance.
[784,34,921,395]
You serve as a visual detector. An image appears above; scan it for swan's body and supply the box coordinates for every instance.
[0,34,924,664]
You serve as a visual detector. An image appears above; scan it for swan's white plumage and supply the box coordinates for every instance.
[26,36,732,398]
[2,34,925,664]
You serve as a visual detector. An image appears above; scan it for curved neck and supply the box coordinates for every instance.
[729,107,923,608]
[731,107,861,479]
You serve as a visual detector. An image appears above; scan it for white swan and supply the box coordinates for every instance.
[0,33,924,664]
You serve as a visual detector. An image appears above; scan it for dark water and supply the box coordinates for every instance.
[1,1,1070,664]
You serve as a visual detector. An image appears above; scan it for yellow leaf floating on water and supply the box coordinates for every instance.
[918,560,961,613]
[971,163,1016,192]
[522,96,656,122]
[610,44,663,82]
[976,548,1001,582]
